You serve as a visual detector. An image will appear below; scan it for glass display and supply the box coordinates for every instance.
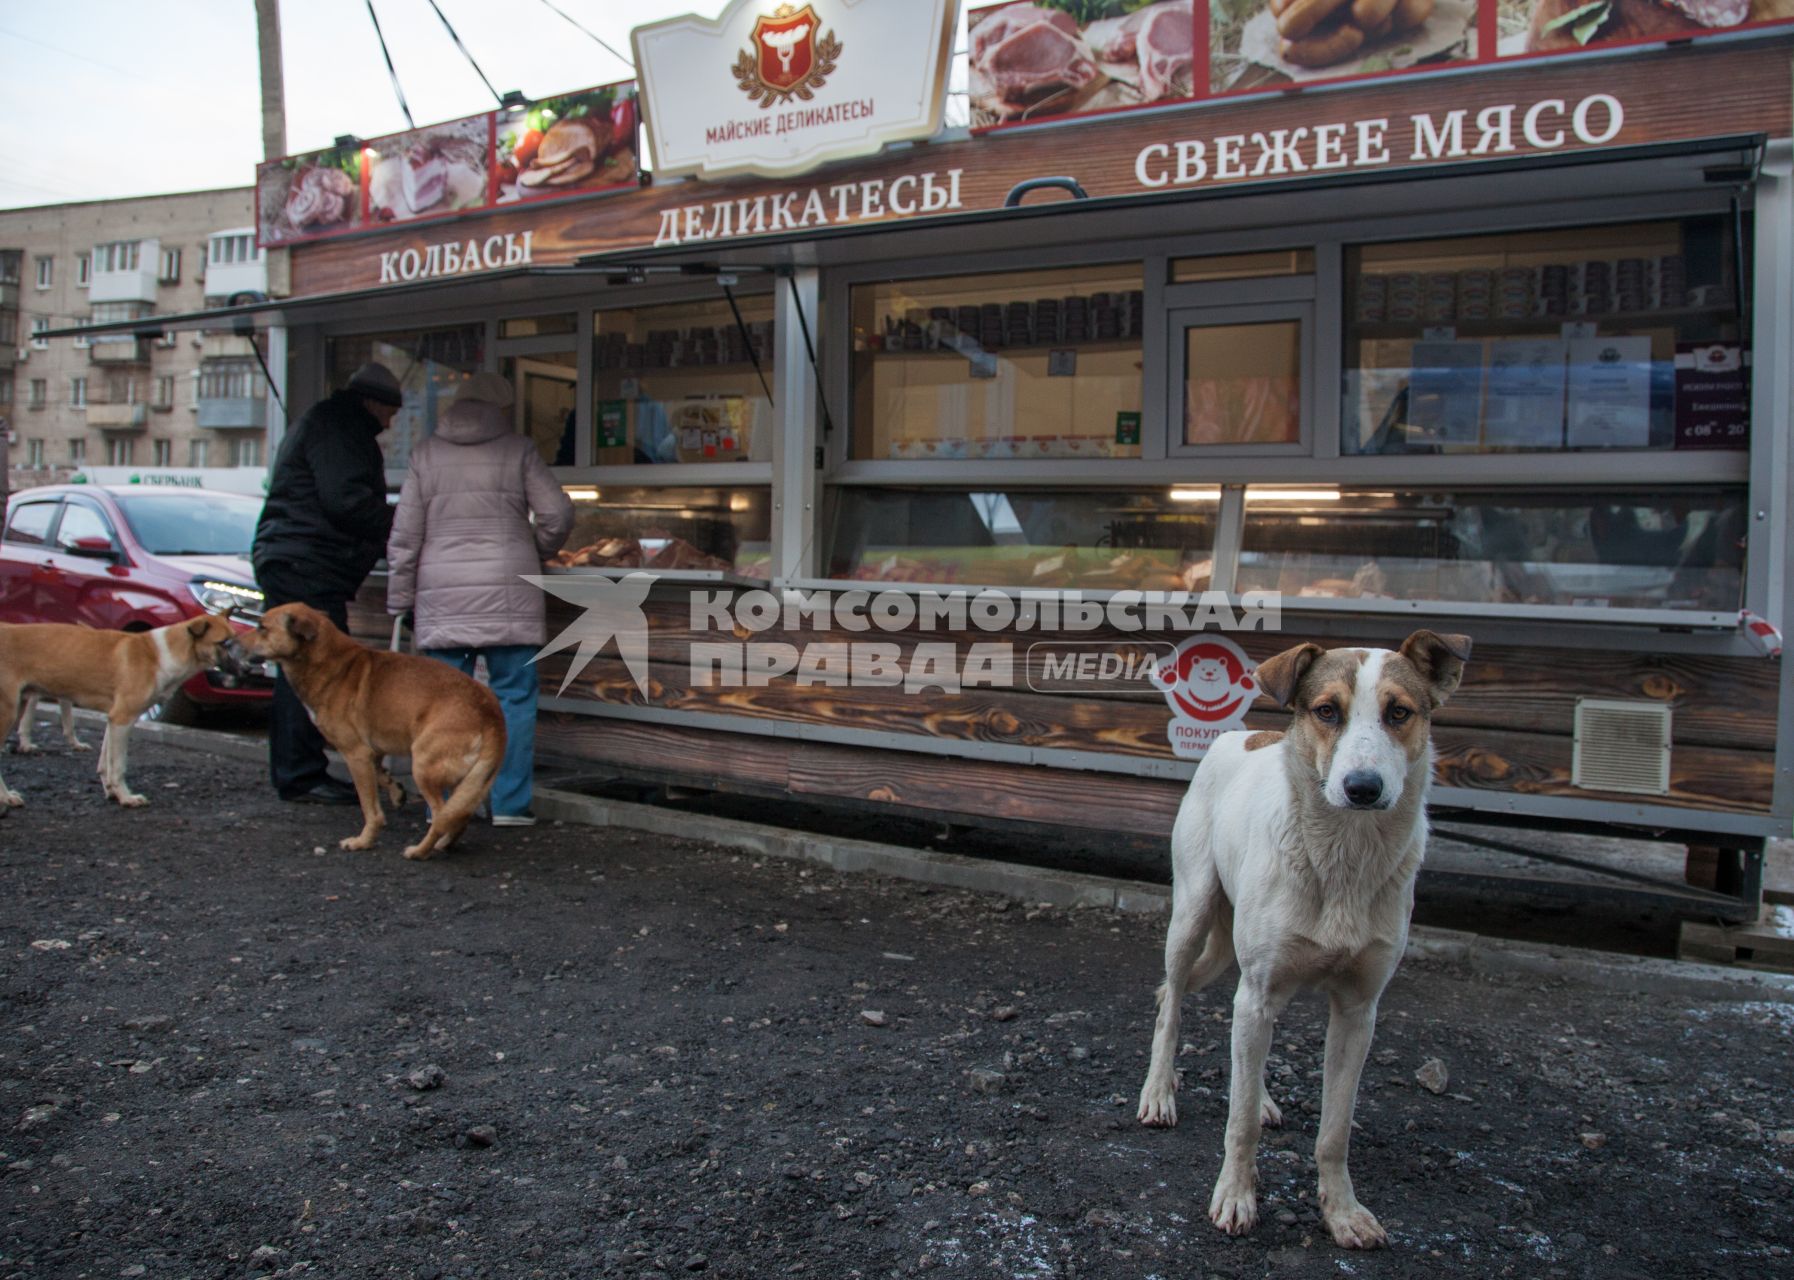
[591,295,775,466]
[1344,217,1747,455]
[849,263,1144,462]
[549,486,772,578]
[1234,486,1746,611]
[827,488,1219,589]
[1184,319,1301,445]
[501,351,578,466]
[326,324,484,474]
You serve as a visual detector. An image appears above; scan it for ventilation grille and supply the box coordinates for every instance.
[1572,699,1672,796]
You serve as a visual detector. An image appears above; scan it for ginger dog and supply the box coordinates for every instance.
[236,603,504,859]
[0,615,237,808]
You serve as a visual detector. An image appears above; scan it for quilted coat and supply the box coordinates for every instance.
[386,399,574,650]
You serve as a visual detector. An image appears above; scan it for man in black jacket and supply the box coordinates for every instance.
[253,362,402,803]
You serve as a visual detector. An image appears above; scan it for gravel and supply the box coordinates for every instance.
[1,741,1792,1277]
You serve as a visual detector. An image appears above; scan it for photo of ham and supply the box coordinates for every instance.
[967,1,1194,127]
[496,84,639,206]
[365,116,490,225]
[1507,0,1765,54]
[255,148,363,247]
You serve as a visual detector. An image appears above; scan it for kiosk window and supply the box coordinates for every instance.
[552,486,771,578]
[1183,318,1302,447]
[591,295,775,466]
[1343,217,1747,456]
[827,487,1218,590]
[327,324,485,474]
[501,351,578,467]
[1234,485,1745,612]
[848,264,1144,462]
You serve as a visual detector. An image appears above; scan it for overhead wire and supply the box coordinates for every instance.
[422,0,503,105]
[533,0,634,70]
[363,0,415,129]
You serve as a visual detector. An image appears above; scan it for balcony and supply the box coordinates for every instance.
[86,403,148,431]
[200,334,257,361]
[203,258,268,305]
[88,337,152,365]
[197,396,267,431]
[0,344,14,371]
[0,282,17,309]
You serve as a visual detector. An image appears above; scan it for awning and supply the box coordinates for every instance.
[576,134,1768,275]
[41,265,619,341]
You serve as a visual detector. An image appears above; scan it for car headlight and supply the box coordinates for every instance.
[189,580,265,618]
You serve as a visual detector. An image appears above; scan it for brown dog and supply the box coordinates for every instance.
[0,615,238,808]
[236,603,505,859]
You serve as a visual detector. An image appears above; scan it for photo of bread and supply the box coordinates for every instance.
[1211,0,1476,92]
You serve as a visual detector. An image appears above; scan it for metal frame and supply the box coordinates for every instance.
[1164,295,1316,459]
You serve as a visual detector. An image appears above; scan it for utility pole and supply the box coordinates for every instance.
[254,0,291,469]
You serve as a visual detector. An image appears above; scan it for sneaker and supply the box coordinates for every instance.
[491,811,537,828]
[282,778,361,806]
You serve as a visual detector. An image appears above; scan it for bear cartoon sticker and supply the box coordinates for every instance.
[1150,634,1259,760]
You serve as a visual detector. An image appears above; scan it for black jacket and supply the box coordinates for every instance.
[253,390,394,598]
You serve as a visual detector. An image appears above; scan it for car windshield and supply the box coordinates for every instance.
[112,492,263,556]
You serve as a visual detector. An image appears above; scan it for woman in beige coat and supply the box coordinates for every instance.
[386,372,573,825]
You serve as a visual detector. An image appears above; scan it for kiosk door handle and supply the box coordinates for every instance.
[1003,176,1088,207]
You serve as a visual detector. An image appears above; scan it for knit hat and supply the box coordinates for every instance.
[345,362,404,407]
[458,371,515,409]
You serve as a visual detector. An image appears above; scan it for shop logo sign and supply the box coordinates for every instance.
[736,4,840,107]
[1151,634,1260,761]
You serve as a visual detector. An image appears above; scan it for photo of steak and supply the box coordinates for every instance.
[970,3,1079,62]
[1135,1,1194,100]
[972,5,1098,119]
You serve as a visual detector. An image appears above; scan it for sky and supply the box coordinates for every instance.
[0,0,963,208]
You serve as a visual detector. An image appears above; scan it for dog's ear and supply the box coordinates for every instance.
[1254,642,1324,708]
[284,610,320,643]
[1400,630,1472,708]
[186,617,213,640]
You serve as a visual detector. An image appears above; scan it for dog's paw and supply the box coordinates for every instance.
[1324,1202,1388,1249]
[114,792,149,809]
[70,740,93,753]
[401,842,436,861]
[0,788,24,808]
[1209,1176,1259,1236]
[1260,1092,1283,1129]
[339,834,376,852]
[11,742,38,756]
[1137,1082,1179,1127]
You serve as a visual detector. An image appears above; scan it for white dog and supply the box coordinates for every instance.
[1137,631,1471,1249]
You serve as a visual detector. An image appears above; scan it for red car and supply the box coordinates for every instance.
[0,484,272,722]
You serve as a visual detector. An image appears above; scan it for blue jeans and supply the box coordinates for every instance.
[423,644,537,817]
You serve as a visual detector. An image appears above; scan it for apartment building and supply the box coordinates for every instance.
[0,187,273,493]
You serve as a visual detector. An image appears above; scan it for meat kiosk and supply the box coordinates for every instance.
[69,0,1794,914]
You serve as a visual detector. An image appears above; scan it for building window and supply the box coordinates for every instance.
[34,255,52,289]
[209,232,258,265]
[158,248,181,283]
[69,437,86,464]
[154,375,175,409]
[232,437,263,467]
[90,301,151,326]
[92,241,142,274]
[77,252,91,287]
[0,250,20,285]
[0,377,11,405]
[152,438,171,466]
[199,359,265,401]
[188,438,209,467]
[70,376,87,408]
[28,379,46,408]
[30,317,49,349]
[26,439,44,469]
[0,312,14,346]
[107,437,134,466]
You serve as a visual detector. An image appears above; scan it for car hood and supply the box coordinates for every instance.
[156,553,258,587]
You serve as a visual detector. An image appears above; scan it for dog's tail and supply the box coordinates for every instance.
[407,724,506,860]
